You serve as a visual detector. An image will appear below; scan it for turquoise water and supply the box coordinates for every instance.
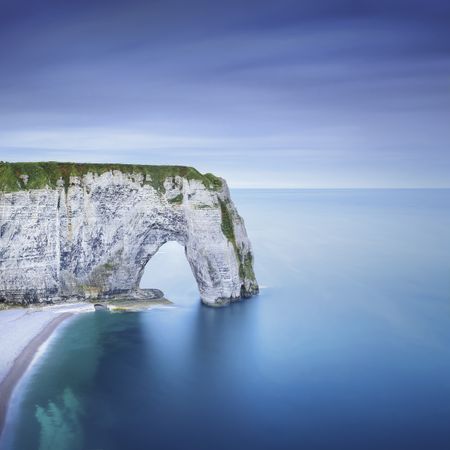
[2,189,450,450]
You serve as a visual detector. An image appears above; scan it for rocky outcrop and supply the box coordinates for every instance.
[0,162,258,306]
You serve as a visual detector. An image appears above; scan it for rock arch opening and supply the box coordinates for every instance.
[139,241,198,306]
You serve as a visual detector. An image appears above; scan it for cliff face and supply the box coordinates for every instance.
[0,162,258,306]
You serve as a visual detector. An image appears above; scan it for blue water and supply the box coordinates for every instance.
[2,189,450,450]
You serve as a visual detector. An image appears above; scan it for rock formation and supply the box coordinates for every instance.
[0,162,258,306]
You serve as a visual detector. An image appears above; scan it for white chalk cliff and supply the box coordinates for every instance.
[0,162,258,306]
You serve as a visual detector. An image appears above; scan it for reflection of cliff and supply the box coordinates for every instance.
[133,301,260,447]
[0,162,258,306]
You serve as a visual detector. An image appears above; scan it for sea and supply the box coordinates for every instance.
[2,189,450,450]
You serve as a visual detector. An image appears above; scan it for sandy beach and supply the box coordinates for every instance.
[0,303,93,436]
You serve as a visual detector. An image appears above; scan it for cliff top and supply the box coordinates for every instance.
[0,161,223,193]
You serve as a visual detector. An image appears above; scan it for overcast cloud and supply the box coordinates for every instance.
[1,0,449,187]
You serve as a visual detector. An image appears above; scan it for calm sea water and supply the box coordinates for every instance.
[2,189,450,450]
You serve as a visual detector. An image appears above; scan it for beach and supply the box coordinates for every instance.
[0,303,93,436]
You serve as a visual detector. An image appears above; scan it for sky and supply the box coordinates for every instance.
[0,0,449,188]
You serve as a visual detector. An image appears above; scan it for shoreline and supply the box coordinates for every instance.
[0,312,73,436]
[0,297,172,438]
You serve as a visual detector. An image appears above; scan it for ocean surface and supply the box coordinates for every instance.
[2,189,450,450]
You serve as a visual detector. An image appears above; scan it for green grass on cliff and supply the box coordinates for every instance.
[218,198,236,244]
[0,161,223,193]
[219,198,257,282]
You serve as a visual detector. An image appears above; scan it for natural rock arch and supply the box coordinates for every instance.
[0,162,258,306]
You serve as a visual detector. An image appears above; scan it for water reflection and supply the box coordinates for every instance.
[3,190,450,450]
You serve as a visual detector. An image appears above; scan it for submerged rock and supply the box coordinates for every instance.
[0,162,258,307]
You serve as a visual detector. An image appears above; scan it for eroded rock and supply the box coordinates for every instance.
[0,163,258,306]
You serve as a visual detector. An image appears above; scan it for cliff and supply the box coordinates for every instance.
[0,162,258,306]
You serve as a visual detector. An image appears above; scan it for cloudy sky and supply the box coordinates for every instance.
[1,0,449,187]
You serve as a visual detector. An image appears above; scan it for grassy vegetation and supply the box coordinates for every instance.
[203,173,223,190]
[219,198,256,282]
[80,258,120,294]
[168,193,183,204]
[110,307,129,312]
[0,302,29,310]
[219,198,236,244]
[238,250,256,281]
[0,161,223,193]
